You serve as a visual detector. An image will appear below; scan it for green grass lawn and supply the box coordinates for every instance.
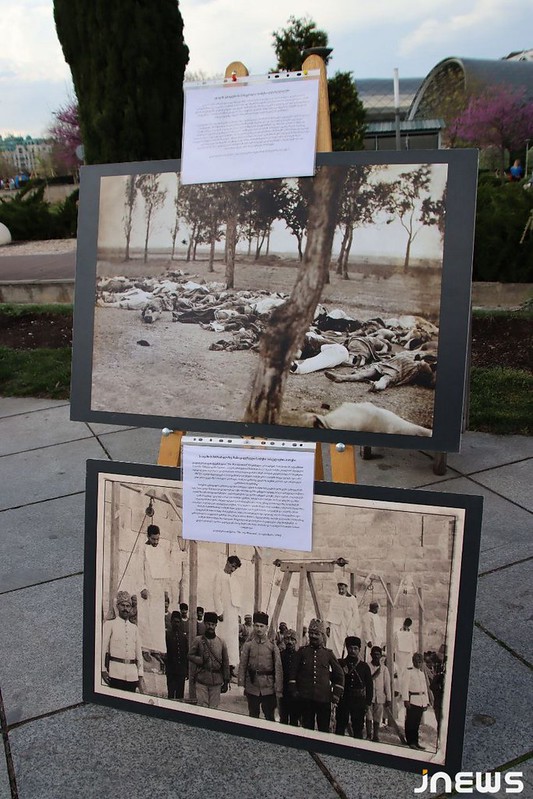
[0,347,71,399]
[468,367,532,435]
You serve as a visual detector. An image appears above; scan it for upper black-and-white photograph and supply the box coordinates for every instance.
[85,461,482,772]
[72,151,477,450]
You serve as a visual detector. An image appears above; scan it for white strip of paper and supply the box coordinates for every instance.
[182,437,315,551]
[181,72,319,185]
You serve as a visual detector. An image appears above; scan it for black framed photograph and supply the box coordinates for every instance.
[71,150,478,452]
[83,459,482,774]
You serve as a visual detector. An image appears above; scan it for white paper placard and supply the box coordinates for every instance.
[181,72,319,185]
[182,436,315,550]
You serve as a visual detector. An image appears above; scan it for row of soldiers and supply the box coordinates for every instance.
[102,594,436,749]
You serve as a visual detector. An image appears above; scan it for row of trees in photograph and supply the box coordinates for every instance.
[122,166,445,288]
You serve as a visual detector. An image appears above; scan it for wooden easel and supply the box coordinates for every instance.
[157,56,357,485]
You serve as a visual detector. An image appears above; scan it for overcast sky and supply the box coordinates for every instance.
[1,0,530,138]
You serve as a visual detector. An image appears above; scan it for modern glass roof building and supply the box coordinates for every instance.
[355,55,532,150]
[408,56,533,121]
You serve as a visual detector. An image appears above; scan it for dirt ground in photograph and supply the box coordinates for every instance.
[90,255,440,430]
[136,668,438,753]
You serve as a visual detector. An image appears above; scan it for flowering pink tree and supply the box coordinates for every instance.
[49,102,83,173]
[449,84,533,179]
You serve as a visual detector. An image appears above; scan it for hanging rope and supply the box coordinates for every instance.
[265,561,280,615]
[116,497,156,592]
[358,576,375,607]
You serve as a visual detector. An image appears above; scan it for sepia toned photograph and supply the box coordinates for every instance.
[71,151,478,452]
[84,460,482,772]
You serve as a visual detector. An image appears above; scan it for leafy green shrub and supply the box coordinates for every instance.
[0,185,78,240]
[473,177,533,282]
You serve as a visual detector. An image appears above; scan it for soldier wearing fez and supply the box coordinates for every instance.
[238,611,283,721]
[288,618,344,732]
[101,590,145,693]
[188,611,230,709]
[335,636,373,738]
[165,610,189,699]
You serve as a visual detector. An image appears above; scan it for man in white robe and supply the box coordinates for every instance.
[394,617,417,682]
[212,555,242,670]
[363,601,386,657]
[326,581,362,658]
[137,524,173,656]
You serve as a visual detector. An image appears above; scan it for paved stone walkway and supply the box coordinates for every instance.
[0,398,531,798]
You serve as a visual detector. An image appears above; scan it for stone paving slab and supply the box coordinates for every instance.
[318,755,422,799]
[0,397,69,419]
[470,459,533,513]
[97,426,169,465]
[0,405,91,457]
[0,756,11,799]
[476,559,533,665]
[422,476,533,574]
[469,759,532,797]
[447,432,533,474]
[8,704,338,799]
[321,628,532,798]
[0,493,85,593]
[461,628,532,772]
[347,446,449,490]
[0,438,107,511]
[87,421,138,435]
[0,575,82,725]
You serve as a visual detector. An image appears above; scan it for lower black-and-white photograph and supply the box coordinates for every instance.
[83,460,482,773]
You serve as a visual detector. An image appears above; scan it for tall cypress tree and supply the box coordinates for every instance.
[54,0,189,164]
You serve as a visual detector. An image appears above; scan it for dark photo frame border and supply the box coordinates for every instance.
[83,459,482,775]
[71,150,478,452]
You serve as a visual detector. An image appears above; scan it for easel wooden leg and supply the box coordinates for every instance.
[329,444,357,484]
[314,443,325,480]
[157,431,184,467]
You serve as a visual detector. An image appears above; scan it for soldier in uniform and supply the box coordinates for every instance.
[188,611,230,709]
[238,611,283,721]
[288,618,344,733]
[402,652,431,750]
[101,590,145,693]
[335,636,373,738]
[279,628,300,726]
[165,610,189,699]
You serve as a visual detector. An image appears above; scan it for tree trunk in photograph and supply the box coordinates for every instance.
[243,166,346,424]
[337,225,350,274]
[224,185,239,289]
[170,227,178,260]
[341,227,353,279]
[186,222,196,262]
[208,223,216,272]
[225,215,237,289]
[143,208,152,263]
[403,236,412,272]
